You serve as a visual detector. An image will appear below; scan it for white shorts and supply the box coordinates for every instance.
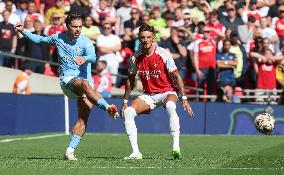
[60,76,93,99]
[138,91,178,110]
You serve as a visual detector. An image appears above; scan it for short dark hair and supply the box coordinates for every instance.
[248,16,256,23]
[139,24,154,34]
[65,13,83,25]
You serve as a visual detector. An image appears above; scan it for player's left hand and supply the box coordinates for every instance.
[183,99,194,116]
[74,56,86,65]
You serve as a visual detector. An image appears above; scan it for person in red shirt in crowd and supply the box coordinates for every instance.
[250,38,283,90]
[193,27,217,96]
[92,0,116,24]
[205,10,225,42]
[44,13,66,76]
[272,5,284,41]
[121,24,193,160]
[242,0,262,24]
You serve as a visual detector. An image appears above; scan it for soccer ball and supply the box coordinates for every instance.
[254,113,275,135]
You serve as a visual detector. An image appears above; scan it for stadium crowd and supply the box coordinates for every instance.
[0,0,284,103]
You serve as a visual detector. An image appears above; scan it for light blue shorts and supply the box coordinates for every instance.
[60,76,93,99]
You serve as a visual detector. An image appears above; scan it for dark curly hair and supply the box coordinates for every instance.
[65,13,83,25]
[139,24,155,34]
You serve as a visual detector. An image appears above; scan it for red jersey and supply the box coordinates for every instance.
[205,22,225,40]
[46,25,66,36]
[129,46,178,93]
[275,19,284,36]
[194,39,216,69]
[257,61,277,89]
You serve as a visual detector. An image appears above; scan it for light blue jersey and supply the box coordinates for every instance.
[23,31,96,85]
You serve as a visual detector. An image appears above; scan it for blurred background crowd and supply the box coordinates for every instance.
[1,0,284,103]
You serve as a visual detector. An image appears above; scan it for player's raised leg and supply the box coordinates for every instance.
[164,94,181,159]
[65,97,92,160]
[122,97,150,159]
[73,79,119,118]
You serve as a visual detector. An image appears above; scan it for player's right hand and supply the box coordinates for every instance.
[120,103,128,118]
[14,23,24,33]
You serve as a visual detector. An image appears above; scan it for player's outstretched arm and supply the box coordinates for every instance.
[14,23,54,45]
[172,70,194,116]
[121,74,135,118]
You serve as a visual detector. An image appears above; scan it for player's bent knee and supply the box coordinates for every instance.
[123,107,137,121]
[165,101,178,117]
[81,80,91,91]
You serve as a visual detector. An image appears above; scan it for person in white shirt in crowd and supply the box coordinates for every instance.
[259,16,279,52]
[13,0,28,23]
[115,0,132,36]
[0,0,19,25]
[97,22,122,86]
[22,1,44,23]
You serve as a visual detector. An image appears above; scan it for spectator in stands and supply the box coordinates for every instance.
[218,4,244,36]
[230,33,247,87]
[216,39,238,103]
[0,10,17,67]
[183,13,196,33]
[92,0,116,24]
[238,16,257,52]
[23,15,35,32]
[193,27,217,96]
[162,0,176,19]
[43,13,66,76]
[188,1,206,22]
[22,20,50,74]
[93,60,112,98]
[260,16,279,52]
[160,14,175,41]
[97,22,122,86]
[22,1,44,23]
[241,0,264,24]
[123,8,141,51]
[161,27,187,78]
[81,15,100,43]
[115,0,132,36]
[148,7,166,42]
[143,0,162,13]
[250,38,283,91]
[12,67,32,95]
[40,0,56,15]
[218,28,233,52]
[272,5,284,41]
[205,10,226,42]
[173,7,184,27]
[14,0,28,23]
[0,0,20,25]
[44,0,65,24]
[70,0,92,18]
[268,0,284,20]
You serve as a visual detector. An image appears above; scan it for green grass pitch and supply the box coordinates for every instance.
[0,133,284,175]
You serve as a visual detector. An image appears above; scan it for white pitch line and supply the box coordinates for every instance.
[64,166,283,170]
[0,133,66,143]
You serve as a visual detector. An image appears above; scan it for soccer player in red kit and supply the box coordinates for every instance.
[121,24,194,160]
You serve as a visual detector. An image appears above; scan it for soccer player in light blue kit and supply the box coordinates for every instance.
[14,14,119,160]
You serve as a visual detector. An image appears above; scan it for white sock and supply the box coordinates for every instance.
[124,107,139,154]
[166,101,180,150]
[66,147,75,153]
